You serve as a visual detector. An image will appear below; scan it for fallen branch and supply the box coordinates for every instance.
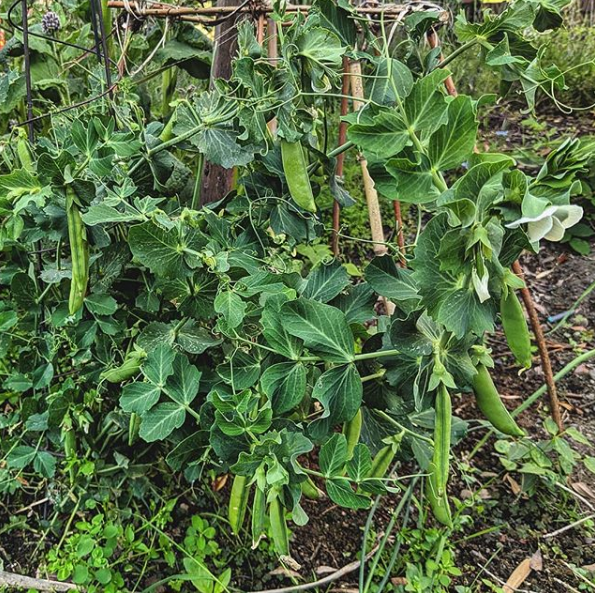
[0,571,79,592]
[542,512,595,539]
[248,546,380,593]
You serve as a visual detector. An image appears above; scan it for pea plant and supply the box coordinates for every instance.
[0,0,590,562]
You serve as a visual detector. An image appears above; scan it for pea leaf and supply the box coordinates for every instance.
[428,96,478,171]
[365,256,420,303]
[309,364,362,439]
[319,433,348,477]
[302,260,349,303]
[120,382,162,414]
[139,402,186,442]
[164,354,201,407]
[260,361,307,414]
[214,291,246,330]
[326,477,370,509]
[261,294,303,360]
[346,444,372,482]
[142,343,176,387]
[282,298,354,363]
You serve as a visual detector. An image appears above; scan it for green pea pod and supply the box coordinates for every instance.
[62,427,76,484]
[269,496,289,556]
[66,187,89,315]
[426,466,453,528]
[432,385,451,497]
[281,140,316,213]
[501,289,532,369]
[251,485,266,549]
[229,475,250,535]
[473,365,525,437]
[370,445,395,479]
[101,349,146,383]
[17,136,33,172]
[301,477,324,500]
[128,412,141,446]
[343,409,362,460]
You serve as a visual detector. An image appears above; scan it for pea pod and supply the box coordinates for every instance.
[432,385,451,497]
[269,495,289,556]
[16,135,33,171]
[473,364,525,437]
[370,445,395,479]
[66,186,89,315]
[281,140,316,212]
[229,475,250,535]
[301,477,324,500]
[62,427,76,484]
[501,289,532,369]
[128,412,141,446]
[251,485,266,549]
[343,409,362,460]
[101,349,146,383]
[426,466,453,528]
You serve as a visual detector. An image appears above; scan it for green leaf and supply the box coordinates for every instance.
[326,477,370,509]
[382,155,440,204]
[282,298,354,363]
[217,351,261,391]
[302,260,349,303]
[348,109,409,159]
[82,202,144,225]
[0,71,26,115]
[333,283,376,324]
[404,69,450,135]
[137,321,221,355]
[7,445,36,469]
[0,169,43,201]
[128,221,202,278]
[120,382,162,414]
[33,451,56,478]
[214,291,246,330]
[142,343,176,387]
[164,354,201,406]
[310,364,362,439]
[584,456,595,474]
[346,444,372,482]
[260,361,307,414]
[85,293,118,316]
[261,294,303,360]
[365,256,420,302]
[295,27,345,92]
[139,402,186,442]
[428,96,477,171]
[319,433,348,477]
[369,58,414,105]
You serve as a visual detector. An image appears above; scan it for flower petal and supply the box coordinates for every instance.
[527,216,554,242]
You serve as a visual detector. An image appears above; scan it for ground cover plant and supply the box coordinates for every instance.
[1,0,595,590]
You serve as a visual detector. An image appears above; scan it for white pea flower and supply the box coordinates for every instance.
[506,204,584,243]
[472,267,491,303]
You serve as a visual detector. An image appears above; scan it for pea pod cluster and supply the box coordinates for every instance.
[281,140,317,213]
[500,288,532,369]
[66,186,89,315]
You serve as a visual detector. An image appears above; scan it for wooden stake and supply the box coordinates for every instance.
[426,29,458,97]
[512,261,564,431]
[199,0,241,205]
[267,18,278,135]
[332,57,350,257]
[393,201,406,266]
[349,59,395,315]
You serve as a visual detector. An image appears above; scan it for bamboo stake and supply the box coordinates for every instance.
[393,201,406,266]
[332,57,350,257]
[0,571,79,592]
[349,59,395,315]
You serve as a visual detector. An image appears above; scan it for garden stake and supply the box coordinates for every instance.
[332,57,350,257]
[429,32,564,432]
[21,0,34,142]
[512,260,563,431]
[426,29,458,96]
[349,58,395,315]
[93,0,114,99]
[393,200,406,266]
[267,18,278,135]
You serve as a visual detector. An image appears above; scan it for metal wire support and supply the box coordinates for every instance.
[21,0,34,141]
[93,0,114,97]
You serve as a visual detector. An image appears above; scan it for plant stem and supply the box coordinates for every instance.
[374,410,434,445]
[354,349,399,362]
[436,39,478,71]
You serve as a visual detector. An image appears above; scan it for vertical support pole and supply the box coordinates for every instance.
[349,58,395,315]
[200,0,241,205]
[93,0,114,97]
[21,0,34,142]
[393,201,406,267]
[332,57,350,258]
[266,17,278,136]
[512,261,563,431]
